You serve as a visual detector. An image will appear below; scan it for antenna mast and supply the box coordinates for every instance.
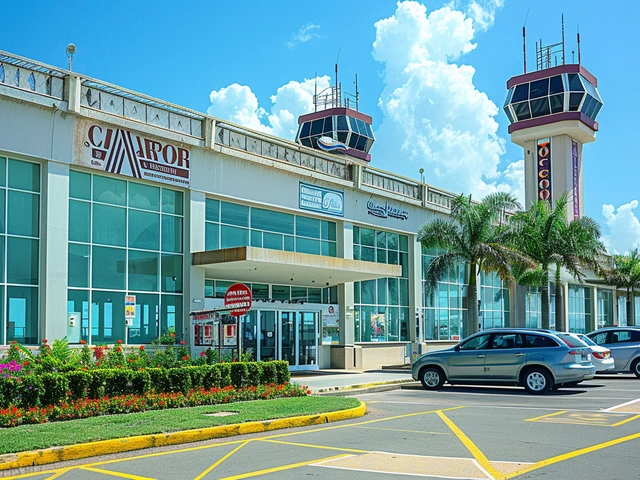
[577,27,581,64]
[522,11,529,73]
[561,14,565,65]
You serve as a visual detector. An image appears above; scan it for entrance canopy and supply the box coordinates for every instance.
[192,246,401,287]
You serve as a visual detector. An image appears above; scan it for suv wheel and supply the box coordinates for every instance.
[631,359,640,378]
[419,366,445,390]
[523,368,553,394]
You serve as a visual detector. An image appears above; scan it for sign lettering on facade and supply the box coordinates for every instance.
[367,200,409,220]
[299,183,344,217]
[572,140,580,219]
[224,283,253,317]
[536,138,551,203]
[78,121,190,188]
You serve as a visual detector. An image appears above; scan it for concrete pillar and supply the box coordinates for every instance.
[41,162,70,341]
[65,74,82,114]
[337,221,354,346]
[186,191,206,343]
[409,235,423,341]
[589,286,598,333]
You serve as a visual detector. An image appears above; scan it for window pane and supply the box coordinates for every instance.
[128,183,160,211]
[321,241,336,257]
[7,286,38,344]
[0,236,4,282]
[128,250,159,291]
[205,198,219,222]
[161,215,183,253]
[162,189,183,215]
[400,235,409,252]
[251,208,294,234]
[361,280,376,304]
[215,281,232,298]
[321,221,336,241]
[91,290,126,344]
[67,289,89,343]
[296,216,320,238]
[264,232,283,250]
[376,230,386,248]
[8,191,39,237]
[92,246,125,290]
[221,202,249,227]
[250,230,262,247]
[296,237,320,255]
[69,200,90,243]
[68,243,90,288]
[205,223,219,250]
[93,175,126,206]
[284,235,294,252]
[93,204,126,246]
[161,295,182,339]
[0,190,5,233]
[127,293,159,344]
[377,278,387,305]
[8,159,40,192]
[361,246,375,262]
[252,283,269,299]
[0,158,5,187]
[387,233,399,250]
[161,254,183,293]
[7,237,38,285]
[221,225,249,248]
[129,210,160,250]
[272,285,290,301]
[70,171,91,200]
[512,83,529,102]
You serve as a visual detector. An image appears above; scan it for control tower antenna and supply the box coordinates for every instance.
[577,27,581,64]
[314,73,318,112]
[355,73,359,111]
[335,49,341,108]
[522,10,529,73]
[561,14,565,65]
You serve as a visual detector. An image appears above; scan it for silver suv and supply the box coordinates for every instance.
[412,329,595,394]
[586,327,640,377]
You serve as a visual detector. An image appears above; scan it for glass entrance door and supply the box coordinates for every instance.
[258,310,277,361]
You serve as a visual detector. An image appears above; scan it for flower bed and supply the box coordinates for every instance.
[0,383,309,427]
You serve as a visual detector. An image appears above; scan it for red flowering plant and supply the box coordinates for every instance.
[0,383,308,427]
[106,341,126,369]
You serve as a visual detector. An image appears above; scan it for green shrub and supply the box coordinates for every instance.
[168,368,191,393]
[87,370,107,399]
[246,362,261,387]
[66,370,92,400]
[0,378,18,408]
[40,373,69,406]
[187,366,205,390]
[201,365,221,389]
[148,368,170,393]
[216,363,231,388]
[274,361,290,385]
[130,369,151,395]
[17,374,44,408]
[258,362,278,385]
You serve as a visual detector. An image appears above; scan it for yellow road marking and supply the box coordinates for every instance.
[257,438,367,453]
[525,411,567,422]
[79,466,156,479]
[218,454,352,479]
[436,410,504,480]
[45,468,72,479]
[610,414,640,427]
[194,440,251,480]
[505,431,640,479]
[354,426,452,435]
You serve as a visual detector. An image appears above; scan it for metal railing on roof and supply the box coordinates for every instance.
[0,50,65,99]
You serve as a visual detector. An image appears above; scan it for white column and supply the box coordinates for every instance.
[41,162,69,341]
[338,221,354,345]
[186,191,206,344]
[409,235,423,341]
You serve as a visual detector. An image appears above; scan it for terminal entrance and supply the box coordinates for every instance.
[242,310,319,370]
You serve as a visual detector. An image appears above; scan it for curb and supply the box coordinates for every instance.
[0,402,366,472]
[312,379,415,394]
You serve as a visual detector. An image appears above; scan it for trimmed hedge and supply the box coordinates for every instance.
[0,360,290,408]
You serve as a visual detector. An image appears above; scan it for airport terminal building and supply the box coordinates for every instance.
[0,49,626,369]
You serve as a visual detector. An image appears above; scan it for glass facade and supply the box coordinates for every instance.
[354,227,409,342]
[422,247,467,340]
[479,271,510,329]
[525,287,542,329]
[204,279,337,304]
[568,284,591,334]
[597,289,614,328]
[67,171,184,344]
[0,157,40,345]
[205,199,337,257]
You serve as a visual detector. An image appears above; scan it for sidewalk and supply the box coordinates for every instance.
[291,369,416,395]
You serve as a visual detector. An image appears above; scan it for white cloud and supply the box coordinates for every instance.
[207,76,331,139]
[372,1,522,202]
[287,22,324,49]
[601,201,640,254]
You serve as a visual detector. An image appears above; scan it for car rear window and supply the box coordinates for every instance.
[611,330,640,343]
[524,335,559,348]
[555,334,588,348]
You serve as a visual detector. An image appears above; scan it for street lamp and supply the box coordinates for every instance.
[419,168,424,183]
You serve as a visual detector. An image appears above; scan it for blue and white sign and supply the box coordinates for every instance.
[299,182,344,217]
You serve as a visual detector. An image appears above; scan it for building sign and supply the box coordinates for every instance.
[572,140,580,219]
[224,283,252,317]
[299,183,344,217]
[125,295,136,327]
[78,121,190,188]
[367,200,409,220]
[536,138,552,202]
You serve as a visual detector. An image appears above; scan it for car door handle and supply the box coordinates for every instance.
[514,353,524,357]
[477,355,486,358]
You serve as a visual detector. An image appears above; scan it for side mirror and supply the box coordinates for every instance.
[454,345,460,352]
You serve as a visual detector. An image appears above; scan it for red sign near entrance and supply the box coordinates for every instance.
[224,283,252,317]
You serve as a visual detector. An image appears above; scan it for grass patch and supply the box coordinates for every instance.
[0,396,360,455]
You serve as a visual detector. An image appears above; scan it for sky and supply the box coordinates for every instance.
[2,0,639,253]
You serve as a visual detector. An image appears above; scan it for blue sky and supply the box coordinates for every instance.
[3,0,639,252]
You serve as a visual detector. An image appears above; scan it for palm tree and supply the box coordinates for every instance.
[606,249,640,326]
[418,192,529,338]
[505,194,606,331]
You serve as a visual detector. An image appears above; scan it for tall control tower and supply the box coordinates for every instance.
[503,20,603,220]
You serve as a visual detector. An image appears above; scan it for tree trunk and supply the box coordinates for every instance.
[555,282,566,331]
[541,284,550,330]
[466,262,479,338]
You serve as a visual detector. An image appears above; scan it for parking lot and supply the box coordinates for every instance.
[4,375,640,479]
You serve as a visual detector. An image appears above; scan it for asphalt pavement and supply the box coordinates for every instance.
[290,369,415,394]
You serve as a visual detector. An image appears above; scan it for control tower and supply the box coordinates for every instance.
[296,66,375,163]
[503,20,603,220]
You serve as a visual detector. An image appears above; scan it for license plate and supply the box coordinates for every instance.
[580,353,591,362]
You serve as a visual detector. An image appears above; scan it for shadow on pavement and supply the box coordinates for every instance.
[401,384,589,396]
